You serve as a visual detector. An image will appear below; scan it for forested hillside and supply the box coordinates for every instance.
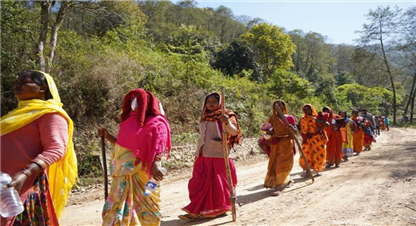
[1,1,415,178]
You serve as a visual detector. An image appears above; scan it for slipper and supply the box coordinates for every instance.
[271,190,282,196]
[178,214,200,220]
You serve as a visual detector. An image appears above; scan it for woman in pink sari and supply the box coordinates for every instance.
[178,92,242,220]
[98,88,171,226]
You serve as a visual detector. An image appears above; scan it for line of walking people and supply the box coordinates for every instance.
[0,70,391,226]
[259,102,390,199]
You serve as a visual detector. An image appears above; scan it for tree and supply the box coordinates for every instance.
[335,72,355,86]
[357,6,402,124]
[36,1,73,72]
[336,84,397,116]
[350,47,386,87]
[288,30,334,81]
[211,39,259,77]
[240,23,295,81]
[397,6,416,123]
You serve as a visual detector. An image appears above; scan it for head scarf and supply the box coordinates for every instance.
[273,100,288,115]
[120,88,161,126]
[323,106,334,121]
[0,70,77,219]
[116,89,171,174]
[302,104,318,117]
[200,92,242,148]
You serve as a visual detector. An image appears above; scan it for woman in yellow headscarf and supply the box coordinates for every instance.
[1,70,77,226]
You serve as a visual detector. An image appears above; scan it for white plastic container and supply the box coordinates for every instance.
[144,167,167,196]
[0,172,24,218]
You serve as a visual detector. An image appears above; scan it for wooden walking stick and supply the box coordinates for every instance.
[275,104,315,183]
[101,135,109,199]
[221,90,237,222]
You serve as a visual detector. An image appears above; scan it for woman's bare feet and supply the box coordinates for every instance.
[286,180,295,188]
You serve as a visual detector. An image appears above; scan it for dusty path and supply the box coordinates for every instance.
[61,128,416,226]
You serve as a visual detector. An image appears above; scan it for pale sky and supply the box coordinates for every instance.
[192,0,416,45]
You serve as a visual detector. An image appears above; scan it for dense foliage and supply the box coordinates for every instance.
[1,1,415,177]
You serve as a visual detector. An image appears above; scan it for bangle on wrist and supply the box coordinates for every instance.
[20,168,33,178]
[31,159,48,169]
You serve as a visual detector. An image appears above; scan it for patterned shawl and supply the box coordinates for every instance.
[200,92,242,148]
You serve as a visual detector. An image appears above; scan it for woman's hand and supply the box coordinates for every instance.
[220,114,230,125]
[98,128,117,145]
[7,173,27,194]
[151,162,164,181]
[287,125,297,136]
[97,128,109,139]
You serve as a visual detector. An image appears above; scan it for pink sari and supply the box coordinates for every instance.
[182,156,237,218]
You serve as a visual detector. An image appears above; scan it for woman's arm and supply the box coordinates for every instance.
[221,114,238,136]
[9,113,68,193]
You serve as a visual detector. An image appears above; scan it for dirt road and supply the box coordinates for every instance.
[61,127,416,226]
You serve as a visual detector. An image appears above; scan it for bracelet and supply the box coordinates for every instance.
[31,159,48,169]
[20,168,33,178]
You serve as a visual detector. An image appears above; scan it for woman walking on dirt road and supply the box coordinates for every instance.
[298,105,329,177]
[262,100,297,196]
[98,88,171,226]
[1,70,77,226]
[178,92,241,220]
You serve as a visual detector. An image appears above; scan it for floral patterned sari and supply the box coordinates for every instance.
[102,145,162,226]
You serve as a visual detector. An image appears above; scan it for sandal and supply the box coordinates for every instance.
[271,190,282,196]
[178,214,199,220]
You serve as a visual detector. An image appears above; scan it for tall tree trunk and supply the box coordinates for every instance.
[403,72,416,118]
[410,82,416,123]
[36,1,51,72]
[46,1,72,73]
[379,24,397,125]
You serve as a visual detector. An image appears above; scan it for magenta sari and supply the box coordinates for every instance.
[182,156,237,218]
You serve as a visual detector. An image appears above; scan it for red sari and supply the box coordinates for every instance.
[183,157,237,217]
[182,92,241,218]
[325,111,344,166]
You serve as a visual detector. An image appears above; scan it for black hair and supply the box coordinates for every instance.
[21,70,53,100]
[339,110,348,120]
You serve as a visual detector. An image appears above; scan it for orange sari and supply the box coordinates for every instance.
[299,115,328,173]
[351,116,364,153]
[263,114,294,188]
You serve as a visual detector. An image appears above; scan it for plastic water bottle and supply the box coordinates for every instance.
[144,167,167,196]
[0,172,24,218]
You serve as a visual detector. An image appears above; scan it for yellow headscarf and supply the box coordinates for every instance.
[0,71,77,219]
